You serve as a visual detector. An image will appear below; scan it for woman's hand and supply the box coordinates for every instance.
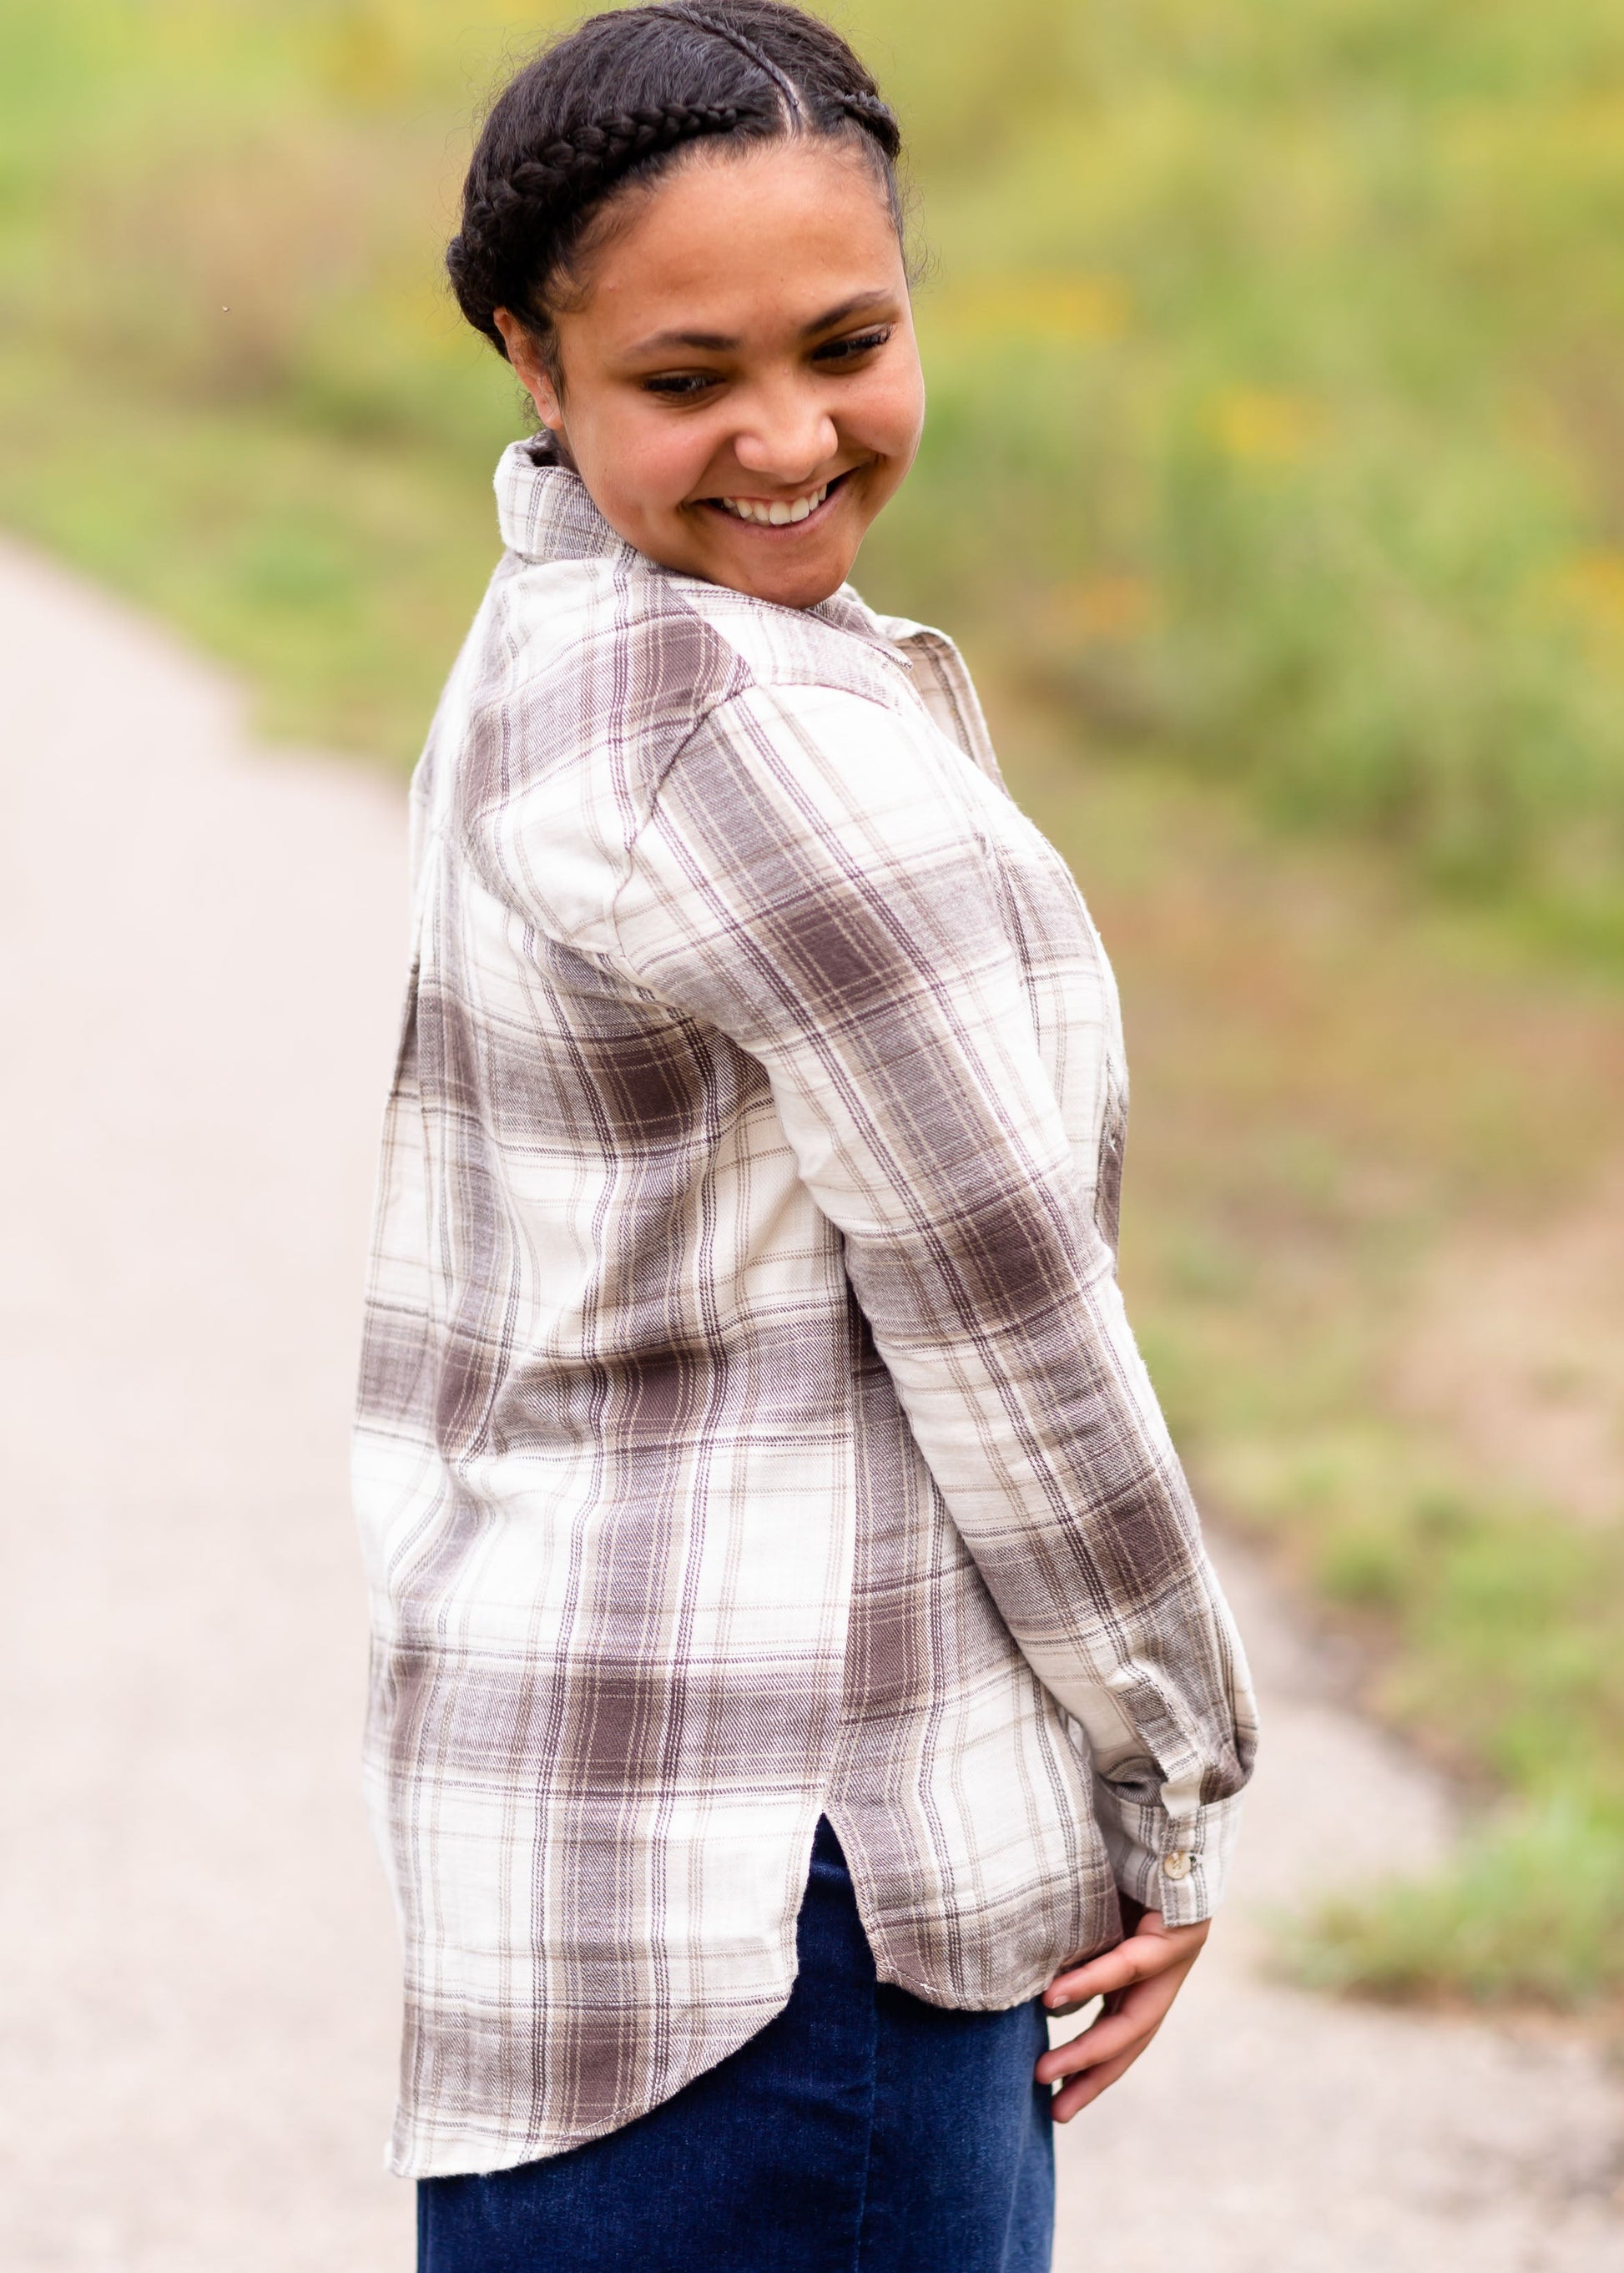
[1036,1901,1211,2121]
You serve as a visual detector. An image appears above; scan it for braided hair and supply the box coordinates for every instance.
[446,1,905,366]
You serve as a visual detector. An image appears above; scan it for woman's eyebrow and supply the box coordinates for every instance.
[623,290,896,360]
[799,289,894,335]
[625,327,738,355]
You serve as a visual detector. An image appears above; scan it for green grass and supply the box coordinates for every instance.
[0,350,499,757]
[872,18,1624,933]
[3,0,1624,2010]
[1288,1484,1624,2008]
[1294,1802,1624,2009]
[1288,1484,1624,2006]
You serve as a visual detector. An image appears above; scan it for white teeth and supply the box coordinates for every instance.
[714,481,831,526]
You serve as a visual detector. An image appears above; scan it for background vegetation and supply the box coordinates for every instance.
[3,0,1621,2008]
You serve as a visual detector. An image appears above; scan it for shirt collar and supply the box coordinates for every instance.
[494,434,624,564]
[492,436,910,666]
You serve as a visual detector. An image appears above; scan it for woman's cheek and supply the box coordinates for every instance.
[629,417,713,513]
[880,370,927,465]
[859,343,925,456]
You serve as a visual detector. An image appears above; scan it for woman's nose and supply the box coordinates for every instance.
[731,385,840,483]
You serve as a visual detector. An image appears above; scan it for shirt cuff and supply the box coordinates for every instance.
[1100,1786,1247,1928]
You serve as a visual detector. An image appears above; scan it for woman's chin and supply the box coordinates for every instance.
[703,535,859,609]
[743,561,853,608]
[654,495,860,608]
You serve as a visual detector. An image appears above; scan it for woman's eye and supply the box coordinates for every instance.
[641,371,720,399]
[815,326,892,365]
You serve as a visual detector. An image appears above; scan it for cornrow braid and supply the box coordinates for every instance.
[660,5,806,120]
[834,85,902,162]
[662,3,901,155]
[448,98,750,349]
[449,2,908,365]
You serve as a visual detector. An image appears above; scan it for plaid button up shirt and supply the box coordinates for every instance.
[355,437,1257,2180]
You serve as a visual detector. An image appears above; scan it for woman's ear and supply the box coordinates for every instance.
[493,309,566,433]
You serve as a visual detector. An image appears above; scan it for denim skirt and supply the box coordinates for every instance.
[417,1818,1055,2272]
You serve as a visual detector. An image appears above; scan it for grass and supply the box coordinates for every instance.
[3,0,1623,2008]
[0,350,502,759]
[869,0,1624,936]
[1293,1800,1624,2009]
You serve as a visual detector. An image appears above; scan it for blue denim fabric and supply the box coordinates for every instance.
[418,1819,1054,2271]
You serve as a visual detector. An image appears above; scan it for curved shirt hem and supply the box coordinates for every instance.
[385,1974,799,2182]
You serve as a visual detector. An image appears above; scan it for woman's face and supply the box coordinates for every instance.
[496,137,925,610]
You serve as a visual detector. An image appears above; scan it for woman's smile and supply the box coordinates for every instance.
[708,477,830,526]
[698,466,862,531]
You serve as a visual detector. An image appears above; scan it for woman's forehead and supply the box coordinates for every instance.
[577,139,903,337]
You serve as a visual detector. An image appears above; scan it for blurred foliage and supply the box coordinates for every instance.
[1295,1495,1624,2006]
[4,0,1624,925]
[1293,1798,1624,2008]
[3,0,1624,2007]
[875,0,1624,946]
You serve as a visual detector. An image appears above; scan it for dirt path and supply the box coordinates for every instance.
[3,538,1621,2270]
[1053,1545,1624,2270]
[1397,1169,1624,1526]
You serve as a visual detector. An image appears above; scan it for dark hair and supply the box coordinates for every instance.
[446,2,904,369]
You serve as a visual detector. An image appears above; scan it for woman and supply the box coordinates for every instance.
[353,6,1257,2266]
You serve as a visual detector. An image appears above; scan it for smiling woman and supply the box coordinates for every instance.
[449,3,924,609]
[496,137,922,607]
[355,8,1256,2270]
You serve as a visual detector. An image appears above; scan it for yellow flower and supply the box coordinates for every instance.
[933,274,1129,345]
[1210,387,1322,464]
[1557,550,1624,634]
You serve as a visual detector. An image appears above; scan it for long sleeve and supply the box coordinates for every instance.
[601,678,1258,1925]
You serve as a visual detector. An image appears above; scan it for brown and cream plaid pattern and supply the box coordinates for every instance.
[354,437,1257,2179]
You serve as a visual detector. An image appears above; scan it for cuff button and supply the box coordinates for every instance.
[1161,1850,1192,1882]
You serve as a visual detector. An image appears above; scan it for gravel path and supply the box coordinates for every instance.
[3,538,1621,2270]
